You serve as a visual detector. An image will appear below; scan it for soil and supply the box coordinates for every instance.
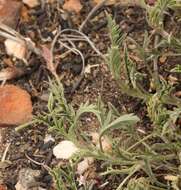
[0,1,180,190]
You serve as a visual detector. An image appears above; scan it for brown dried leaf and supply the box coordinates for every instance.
[159,55,167,64]
[23,0,40,8]
[20,6,31,22]
[41,45,52,68]
[0,67,24,81]
[41,44,58,77]
[0,0,22,28]
[77,157,94,175]
[4,39,27,60]
[168,75,178,85]
[174,91,181,97]
[63,0,83,13]
[0,85,32,126]
[146,0,156,5]
[91,132,112,153]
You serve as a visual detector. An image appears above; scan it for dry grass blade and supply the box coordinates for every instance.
[0,23,41,56]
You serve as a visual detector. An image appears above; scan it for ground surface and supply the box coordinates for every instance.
[0,1,181,190]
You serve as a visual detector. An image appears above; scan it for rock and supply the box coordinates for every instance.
[53,140,78,159]
[0,85,32,126]
[15,168,40,190]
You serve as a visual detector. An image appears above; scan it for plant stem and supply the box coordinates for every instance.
[116,164,142,190]
[127,133,154,151]
[153,35,161,90]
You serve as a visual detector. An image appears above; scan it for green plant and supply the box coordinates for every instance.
[106,13,181,124]
[35,79,181,190]
[34,1,181,189]
[36,80,144,189]
[171,65,181,73]
[104,7,181,189]
[147,0,179,28]
[36,79,100,143]
[50,166,78,190]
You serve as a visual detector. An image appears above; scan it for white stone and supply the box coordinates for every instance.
[53,140,78,159]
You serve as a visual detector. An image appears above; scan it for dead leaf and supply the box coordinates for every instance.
[53,140,78,159]
[85,64,99,74]
[41,44,58,77]
[3,58,14,67]
[77,175,87,186]
[20,6,31,22]
[0,85,33,126]
[174,91,181,97]
[44,134,55,143]
[23,0,40,8]
[0,67,24,82]
[0,161,11,169]
[91,132,112,153]
[0,0,22,28]
[164,175,178,181]
[63,0,83,13]
[41,45,52,69]
[168,75,178,85]
[4,39,27,60]
[159,55,167,64]
[146,0,156,5]
[77,157,94,175]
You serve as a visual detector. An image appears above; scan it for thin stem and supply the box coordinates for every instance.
[127,133,154,151]
[60,29,106,60]
[153,35,161,90]
[79,0,108,31]
[116,164,142,190]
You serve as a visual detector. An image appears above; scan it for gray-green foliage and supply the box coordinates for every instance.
[171,64,181,73]
[36,80,181,190]
[36,79,100,141]
[36,80,144,189]
[123,178,154,190]
[107,15,125,79]
[106,14,181,127]
[50,166,78,190]
[35,1,181,189]
[147,0,179,28]
[104,3,181,189]
[146,0,181,52]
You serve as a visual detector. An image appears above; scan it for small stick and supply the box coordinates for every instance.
[25,153,51,171]
[60,29,105,60]
[25,153,44,166]
[79,0,108,32]
[60,36,85,93]
[1,143,11,162]
[0,23,41,56]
